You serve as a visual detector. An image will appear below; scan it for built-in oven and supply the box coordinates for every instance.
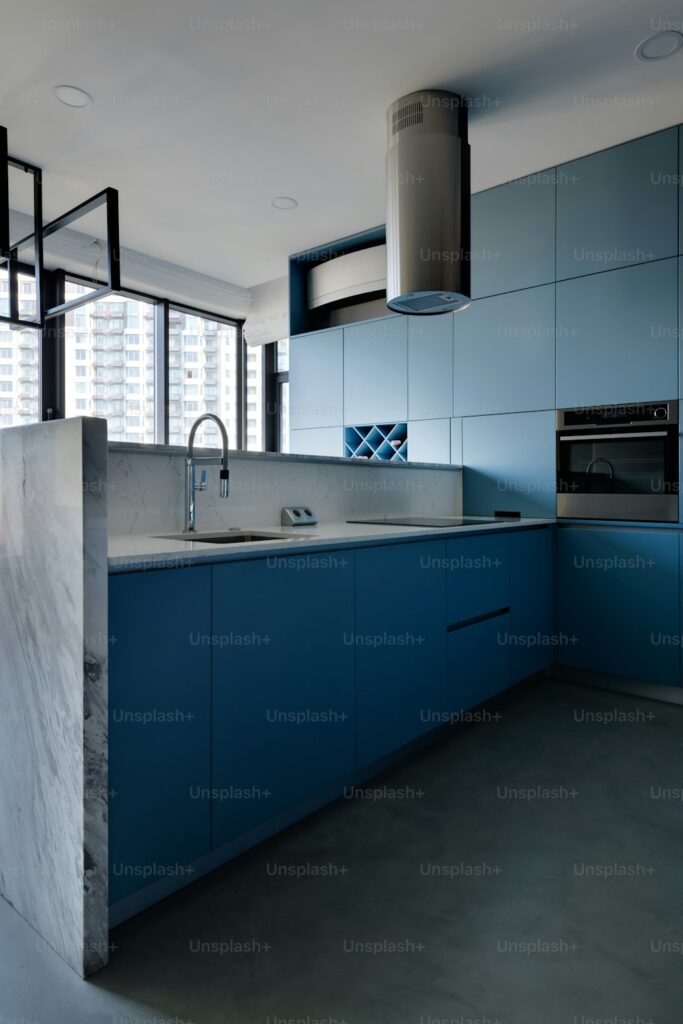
[556,401,679,522]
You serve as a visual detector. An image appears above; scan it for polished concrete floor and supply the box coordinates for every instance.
[2,677,683,1023]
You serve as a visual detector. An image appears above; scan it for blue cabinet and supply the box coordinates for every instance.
[344,316,408,425]
[556,128,678,280]
[453,285,555,416]
[447,615,511,712]
[471,172,556,298]
[462,410,557,519]
[508,527,555,682]
[108,567,212,904]
[451,417,463,465]
[407,315,453,420]
[289,328,344,429]
[556,258,678,408]
[289,427,342,457]
[446,534,510,625]
[355,541,447,766]
[211,553,355,847]
[407,418,451,464]
[557,526,680,686]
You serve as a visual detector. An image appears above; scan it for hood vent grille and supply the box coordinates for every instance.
[392,100,423,134]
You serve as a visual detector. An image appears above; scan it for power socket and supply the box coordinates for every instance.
[281,506,318,526]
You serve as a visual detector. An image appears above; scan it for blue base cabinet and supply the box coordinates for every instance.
[108,567,212,905]
[211,553,356,848]
[508,528,555,682]
[355,541,447,767]
[557,527,680,686]
[445,534,511,711]
[447,615,511,712]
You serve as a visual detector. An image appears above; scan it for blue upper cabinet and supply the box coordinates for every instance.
[470,172,556,298]
[407,315,453,420]
[453,285,555,417]
[557,526,680,686]
[289,328,344,430]
[211,554,355,848]
[344,316,408,425]
[556,257,678,408]
[556,128,678,280]
[407,418,451,464]
[355,540,447,767]
[680,128,683,254]
[463,410,556,519]
[108,567,212,905]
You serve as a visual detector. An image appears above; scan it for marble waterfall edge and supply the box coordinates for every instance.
[0,417,109,977]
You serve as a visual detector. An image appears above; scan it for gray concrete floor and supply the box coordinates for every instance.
[2,677,683,1023]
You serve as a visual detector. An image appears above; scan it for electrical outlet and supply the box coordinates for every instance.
[281,506,318,526]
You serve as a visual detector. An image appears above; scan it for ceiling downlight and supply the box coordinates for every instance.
[635,30,683,62]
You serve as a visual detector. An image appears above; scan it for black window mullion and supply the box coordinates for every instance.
[236,324,245,449]
[41,269,65,420]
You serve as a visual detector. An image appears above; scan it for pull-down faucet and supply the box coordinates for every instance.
[184,413,230,533]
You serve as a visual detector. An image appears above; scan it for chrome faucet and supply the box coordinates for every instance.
[184,413,230,533]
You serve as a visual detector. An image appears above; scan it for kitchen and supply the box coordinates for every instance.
[1,2,683,1022]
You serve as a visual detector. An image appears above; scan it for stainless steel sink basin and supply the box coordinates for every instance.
[154,530,311,545]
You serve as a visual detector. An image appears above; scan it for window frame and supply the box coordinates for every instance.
[5,267,286,451]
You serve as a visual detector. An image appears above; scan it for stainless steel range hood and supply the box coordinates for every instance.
[386,89,471,315]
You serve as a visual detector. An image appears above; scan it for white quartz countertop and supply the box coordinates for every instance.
[108,517,553,572]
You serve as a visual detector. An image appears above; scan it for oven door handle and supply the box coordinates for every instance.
[558,431,670,441]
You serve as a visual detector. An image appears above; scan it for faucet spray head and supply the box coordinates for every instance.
[220,465,230,499]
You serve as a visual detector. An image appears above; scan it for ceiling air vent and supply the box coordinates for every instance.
[386,89,471,315]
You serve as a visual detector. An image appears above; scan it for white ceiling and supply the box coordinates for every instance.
[2,0,683,289]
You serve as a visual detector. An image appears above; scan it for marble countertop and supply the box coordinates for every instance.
[108,517,553,572]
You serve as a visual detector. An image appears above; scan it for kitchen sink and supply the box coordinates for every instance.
[154,530,311,545]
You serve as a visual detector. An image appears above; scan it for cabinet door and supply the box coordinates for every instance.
[557,527,680,686]
[289,427,342,457]
[556,128,678,280]
[289,329,344,429]
[508,527,555,682]
[446,534,510,626]
[462,410,557,519]
[408,316,453,420]
[471,172,556,298]
[447,614,511,713]
[453,285,555,417]
[108,567,212,904]
[407,418,451,464]
[355,541,447,767]
[211,553,355,847]
[344,316,408,425]
[556,258,678,409]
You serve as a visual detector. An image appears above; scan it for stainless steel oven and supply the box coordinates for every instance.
[556,401,679,522]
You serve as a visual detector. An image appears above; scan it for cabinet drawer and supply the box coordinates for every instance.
[447,614,511,712]
[446,535,510,627]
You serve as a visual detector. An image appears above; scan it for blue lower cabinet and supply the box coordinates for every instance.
[508,528,555,682]
[446,534,510,626]
[447,614,511,712]
[108,567,212,904]
[211,553,355,848]
[355,541,447,767]
[557,527,680,686]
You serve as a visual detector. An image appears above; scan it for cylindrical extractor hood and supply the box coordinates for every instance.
[386,89,471,315]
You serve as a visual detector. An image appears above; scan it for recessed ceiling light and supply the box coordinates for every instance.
[53,84,93,108]
[270,196,298,210]
[635,29,683,62]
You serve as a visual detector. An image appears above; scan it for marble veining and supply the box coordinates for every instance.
[0,418,109,978]
[107,446,463,538]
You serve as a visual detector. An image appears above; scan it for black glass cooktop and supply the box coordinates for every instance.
[346,516,495,528]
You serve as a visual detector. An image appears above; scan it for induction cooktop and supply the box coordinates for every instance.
[346,516,499,528]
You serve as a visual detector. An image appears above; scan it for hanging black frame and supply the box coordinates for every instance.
[0,134,44,331]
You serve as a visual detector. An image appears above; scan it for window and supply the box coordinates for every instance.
[64,284,157,443]
[0,270,41,427]
[245,345,264,451]
[168,307,239,448]
[273,339,290,453]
